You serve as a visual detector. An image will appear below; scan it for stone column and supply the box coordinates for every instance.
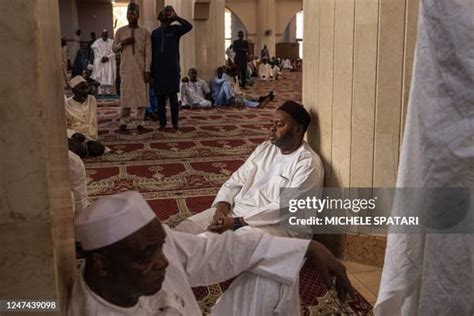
[0,0,76,314]
[256,0,276,56]
[164,0,225,81]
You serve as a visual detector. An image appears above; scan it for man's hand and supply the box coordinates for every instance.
[164,5,177,21]
[306,241,354,301]
[208,216,234,234]
[144,72,151,83]
[101,56,109,63]
[211,202,231,226]
[121,37,135,46]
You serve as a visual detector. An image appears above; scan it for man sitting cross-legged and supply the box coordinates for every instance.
[180,68,212,109]
[69,191,352,316]
[175,101,324,238]
[66,76,98,140]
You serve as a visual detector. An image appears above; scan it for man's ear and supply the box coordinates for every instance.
[90,253,110,277]
[296,124,305,137]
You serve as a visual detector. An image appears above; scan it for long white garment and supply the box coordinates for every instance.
[113,26,151,109]
[67,226,309,316]
[91,38,116,86]
[212,141,323,227]
[68,151,87,215]
[375,1,474,315]
[65,96,98,140]
[180,79,211,108]
[258,63,271,81]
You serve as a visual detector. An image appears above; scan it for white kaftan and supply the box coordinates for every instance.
[180,79,211,108]
[375,0,474,315]
[91,38,116,86]
[180,141,324,237]
[67,226,309,315]
[65,96,98,140]
[113,26,151,109]
[68,151,87,215]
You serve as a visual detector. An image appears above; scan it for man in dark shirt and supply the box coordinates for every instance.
[151,6,192,131]
[233,30,250,89]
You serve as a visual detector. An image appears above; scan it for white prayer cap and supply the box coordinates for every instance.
[75,191,157,251]
[70,75,86,89]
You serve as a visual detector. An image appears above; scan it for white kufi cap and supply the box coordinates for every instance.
[70,75,86,89]
[75,191,157,250]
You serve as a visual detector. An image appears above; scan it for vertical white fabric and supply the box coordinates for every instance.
[375,1,474,315]
[91,38,116,86]
[68,151,87,215]
[65,96,98,140]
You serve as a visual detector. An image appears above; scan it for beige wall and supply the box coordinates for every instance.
[0,0,76,313]
[303,0,418,189]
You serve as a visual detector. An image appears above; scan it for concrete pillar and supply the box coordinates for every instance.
[138,0,163,32]
[256,0,276,57]
[302,0,419,262]
[164,0,225,81]
[58,0,80,61]
[0,0,76,313]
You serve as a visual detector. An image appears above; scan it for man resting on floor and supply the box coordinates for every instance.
[180,68,212,109]
[69,191,352,315]
[175,101,324,238]
[66,76,98,139]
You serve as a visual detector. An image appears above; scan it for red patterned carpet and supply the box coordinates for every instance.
[84,71,373,315]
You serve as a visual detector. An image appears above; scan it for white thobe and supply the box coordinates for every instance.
[180,79,211,108]
[182,141,324,237]
[67,226,309,316]
[258,63,271,80]
[91,38,116,86]
[375,1,474,315]
[68,151,87,215]
[65,96,98,140]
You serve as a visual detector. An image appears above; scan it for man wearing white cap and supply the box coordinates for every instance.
[91,29,116,95]
[65,75,98,139]
[70,191,352,315]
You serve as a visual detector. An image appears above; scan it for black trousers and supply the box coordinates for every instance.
[156,92,179,128]
[239,66,247,88]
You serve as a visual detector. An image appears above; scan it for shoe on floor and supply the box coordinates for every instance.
[119,124,127,131]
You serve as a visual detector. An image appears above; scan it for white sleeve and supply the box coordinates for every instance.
[69,151,88,214]
[170,228,309,287]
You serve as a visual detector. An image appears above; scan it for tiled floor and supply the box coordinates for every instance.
[342,260,382,306]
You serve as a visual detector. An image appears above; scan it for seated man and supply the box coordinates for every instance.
[180,68,212,109]
[66,76,98,139]
[70,191,352,315]
[211,66,273,108]
[176,101,323,237]
[258,58,271,81]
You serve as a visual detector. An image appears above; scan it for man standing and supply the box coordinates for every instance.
[151,6,192,131]
[175,101,322,237]
[180,68,212,109]
[233,30,250,89]
[113,3,152,132]
[91,29,116,95]
[69,191,352,315]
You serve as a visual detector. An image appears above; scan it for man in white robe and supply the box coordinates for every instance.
[91,29,116,94]
[180,68,212,109]
[175,101,323,237]
[113,3,152,131]
[69,191,352,315]
[68,151,87,215]
[66,76,98,140]
[375,0,474,315]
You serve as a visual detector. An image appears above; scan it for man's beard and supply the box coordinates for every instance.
[272,130,294,149]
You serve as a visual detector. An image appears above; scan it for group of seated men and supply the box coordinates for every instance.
[68,100,355,315]
[179,66,275,109]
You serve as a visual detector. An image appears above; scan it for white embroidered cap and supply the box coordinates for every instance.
[70,75,86,89]
[75,191,156,250]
